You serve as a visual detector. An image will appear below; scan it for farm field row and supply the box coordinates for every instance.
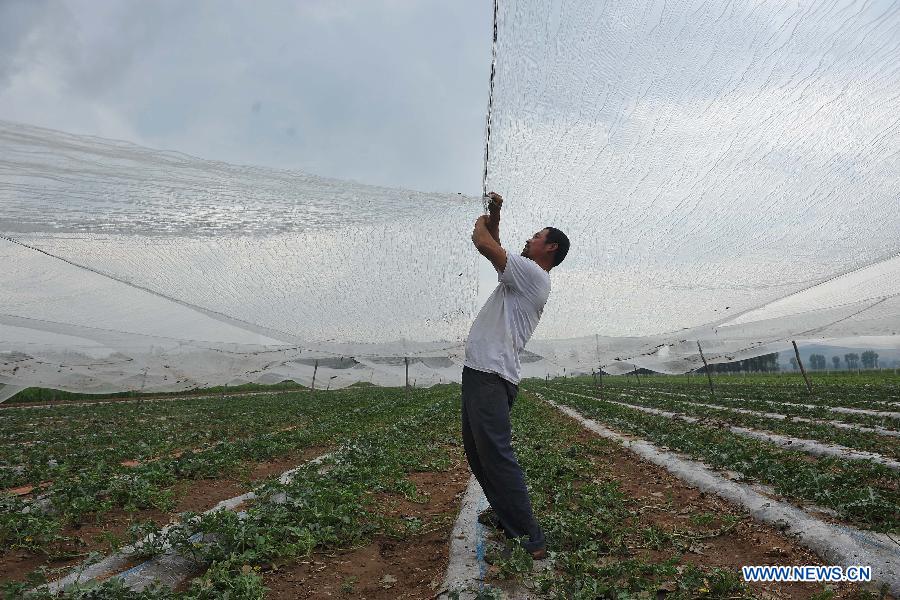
[0,382,314,407]
[0,387,430,583]
[6,385,465,598]
[603,372,900,406]
[556,381,900,461]
[469,391,887,600]
[3,381,894,598]
[1,388,372,490]
[562,377,900,430]
[526,382,900,534]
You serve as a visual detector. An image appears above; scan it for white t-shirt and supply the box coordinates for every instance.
[464,253,551,385]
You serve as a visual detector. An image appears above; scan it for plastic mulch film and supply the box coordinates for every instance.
[2,0,899,394]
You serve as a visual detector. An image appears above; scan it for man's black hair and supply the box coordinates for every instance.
[544,227,569,267]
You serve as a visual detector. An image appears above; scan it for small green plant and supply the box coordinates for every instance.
[690,512,716,527]
[125,520,167,559]
[487,541,534,579]
[809,587,836,600]
[641,525,671,550]
[340,575,358,594]
[95,529,123,552]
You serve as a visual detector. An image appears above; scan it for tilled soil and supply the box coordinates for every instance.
[0,446,329,585]
[0,389,310,410]
[263,457,471,599]
[6,395,893,599]
[545,405,892,599]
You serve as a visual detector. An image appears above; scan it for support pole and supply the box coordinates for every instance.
[311,359,318,395]
[405,357,409,397]
[593,367,604,399]
[792,340,813,395]
[481,0,499,197]
[697,341,715,400]
[139,367,148,403]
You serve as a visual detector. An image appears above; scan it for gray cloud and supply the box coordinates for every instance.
[0,0,493,194]
[0,0,56,86]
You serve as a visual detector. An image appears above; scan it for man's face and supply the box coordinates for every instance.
[522,228,551,258]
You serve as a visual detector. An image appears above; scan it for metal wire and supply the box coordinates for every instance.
[481,0,499,211]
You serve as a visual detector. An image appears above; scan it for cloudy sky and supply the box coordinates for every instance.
[3,0,897,345]
[0,0,493,194]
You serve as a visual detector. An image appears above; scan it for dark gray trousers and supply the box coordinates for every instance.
[460,366,545,552]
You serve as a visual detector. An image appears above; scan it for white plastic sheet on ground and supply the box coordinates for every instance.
[2,0,899,394]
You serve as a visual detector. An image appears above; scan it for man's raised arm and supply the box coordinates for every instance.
[485,191,502,245]
[472,198,508,273]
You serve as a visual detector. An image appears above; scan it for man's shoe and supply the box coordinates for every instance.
[477,508,503,530]
[484,541,548,564]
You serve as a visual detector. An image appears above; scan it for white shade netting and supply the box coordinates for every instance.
[2,0,899,396]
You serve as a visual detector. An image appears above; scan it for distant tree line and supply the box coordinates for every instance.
[625,348,889,376]
[789,350,881,371]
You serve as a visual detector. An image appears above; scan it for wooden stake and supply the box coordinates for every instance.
[311,359,318,395]
[594,367,604,399]
[792,340,813,395]
[696,341,715,399]
[139,367,148,403]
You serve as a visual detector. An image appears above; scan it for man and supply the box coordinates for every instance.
[462,191,570,559]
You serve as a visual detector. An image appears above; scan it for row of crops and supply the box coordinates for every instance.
[2,384,757,599]
[558,383,899,461]
[527,375,900,534]
[609,372,900,408]
[1,388,414,551]
[2,375,895,598]
[1,386,442,594]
